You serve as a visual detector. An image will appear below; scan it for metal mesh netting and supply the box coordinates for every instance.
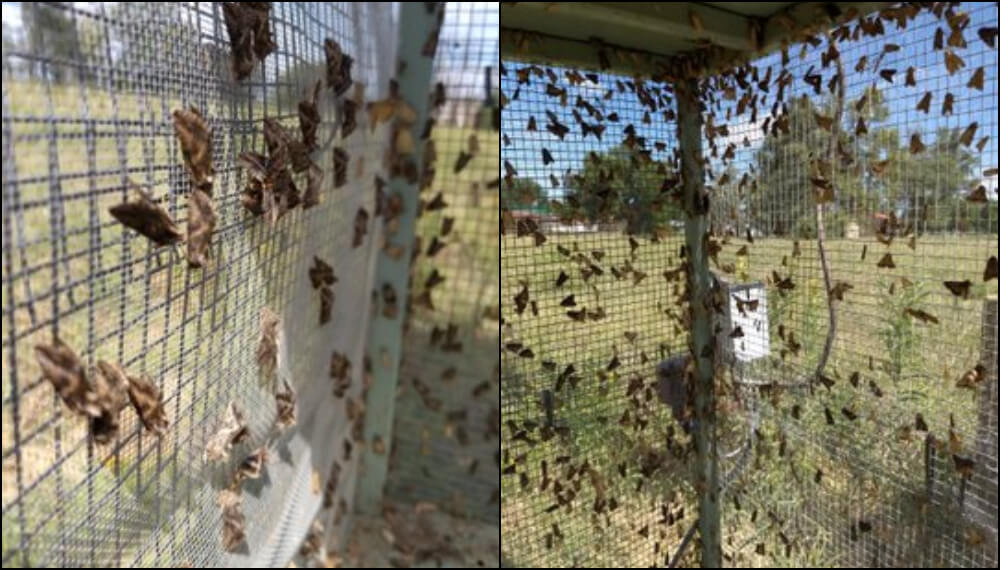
[500,2,998,568]
[2,2,398,567]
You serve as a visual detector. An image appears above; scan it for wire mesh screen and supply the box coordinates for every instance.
[500,2,998,568]
[384,2,500,523]
[2,2,397,567]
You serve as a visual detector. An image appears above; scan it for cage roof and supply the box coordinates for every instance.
[501,2,892,77]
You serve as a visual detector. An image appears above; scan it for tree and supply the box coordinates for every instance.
[754,88,977,237]
[22,4,82,83]
[503,177,546,211]
[556,145,682,234]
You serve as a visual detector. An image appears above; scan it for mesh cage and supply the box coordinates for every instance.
[500,2,998,568]
[386,2,501,523]
[2,2,397,567]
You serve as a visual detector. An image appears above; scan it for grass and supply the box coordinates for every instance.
[1,75,502,565]
[499,228,997,567]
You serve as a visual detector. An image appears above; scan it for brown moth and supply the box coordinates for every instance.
[298,80,322,152]
[186,188,216,268]
[302,162,323,209]
[953,454,975,478]
[237,446,270,481]
[985,256,999,282]
[382,283,398,319]
[91,360,131,444]
[204,401,250,463]
[340,98,357,138]
[34,338,100,417]
[309,256,337,289]
[372,435,386,455]
[426,192,447,211]
[332,147,349,188]
[257,307,280,378]
[109,181,183,247]
[173,107,214,194]
[323,461,341,508]
[905,308,939,324]
[956,364,986,390]
[222,2,275,80]
[275,378,297,428]
[299,519,324,559]
[440,216,454,237]
[454,151,473,174]
[877,253,895,269]
[217,489,246,552]
[943,280,972,299]
[126,373,169,437]
[319,286,334,325]
[324,38,354,96]
[330,351,351,381]
[263,118,310,173]
[426,236,446,257]
[353,208,369,248]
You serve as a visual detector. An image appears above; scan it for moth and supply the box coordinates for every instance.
[451,149,474,175]
[425,269,445,289]
[173,107,214,194]
[275,378,297,428]
[953,454,975,478]
[353,208,369,248]
[340,98,358,138]
[217,489,246,552]
[877,253,895,269]
[324,38,354,96]
[309,256,337,289]
[332,147,349,188]
[382,283,398,319]
[319,286,334,325]
[221,2,274,81]
[300,519,324,559]
[264,118,310,173]
[905,308,938,324]
[298,80,322,152]
[257,307,280,379]
[91,360,132,444]
[237,446,269,481]
[943,280,971,299]
[985,256,998,282]
[34,338,100,417]
[126,373,169,436]
[204,401,250,463]
[109,181,183,247]
[323,461,342,508]
[302,163,323,209]
[330,351,351,381]
[184,188,216,268]
[425,236,445,258]
[426,192,447,211]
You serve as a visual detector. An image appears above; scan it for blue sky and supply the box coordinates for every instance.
[500,2,998,202]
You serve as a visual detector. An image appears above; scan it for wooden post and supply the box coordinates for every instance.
[675,77,721,567]
[356,2,444,515]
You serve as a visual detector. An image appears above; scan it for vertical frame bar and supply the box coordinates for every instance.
[675,77,721,567]
[356,2,445,515]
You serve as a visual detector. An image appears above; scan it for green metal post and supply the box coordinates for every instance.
[675,77,721,567]
[356,2,445,515]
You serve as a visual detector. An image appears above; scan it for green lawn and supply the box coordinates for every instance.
[500,229,997,567]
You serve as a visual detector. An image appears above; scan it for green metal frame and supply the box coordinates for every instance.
[676,77,721,568]
[356,2,445,515]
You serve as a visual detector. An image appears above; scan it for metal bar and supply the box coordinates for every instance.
[355,1,445,515]
[675,76,721,568]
